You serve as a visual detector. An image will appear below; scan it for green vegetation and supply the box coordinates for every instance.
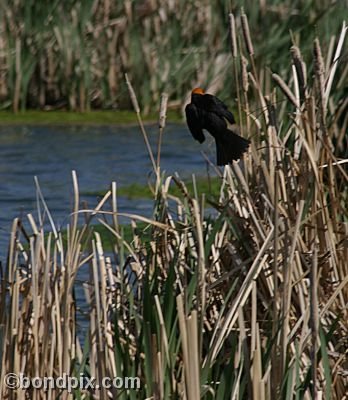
[85,176,222,250]
[0,0,346,112]
[0,110,182,125]
[1,10,347,400]
[87,176,222,199]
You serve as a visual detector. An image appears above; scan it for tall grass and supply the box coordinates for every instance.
[0,0,347,113]
[0,13,347,400]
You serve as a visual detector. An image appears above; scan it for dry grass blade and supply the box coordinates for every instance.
[208,227,274,365]
[125,73,157,174]
[272,73,299,108]
[324,21,347,105]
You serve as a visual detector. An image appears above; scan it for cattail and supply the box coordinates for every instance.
[125,73,140,113]
[241,10,254,56]
[157,92,169,169]
[265,96,277,129]
[290,45,307,101]
[313,38,326,118]
[313,38,325,80]
[272,73,298,108]
[241,55,249,92]
[159,92,168,129]
[229,13,238,58]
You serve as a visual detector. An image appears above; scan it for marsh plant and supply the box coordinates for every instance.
[0,12,347,400]
[0,0,347,113]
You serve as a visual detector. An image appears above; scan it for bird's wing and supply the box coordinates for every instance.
[185,103,205,143]
[201,94,235,124]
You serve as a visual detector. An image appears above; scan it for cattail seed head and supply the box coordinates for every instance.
[159,92,168,129]
[313,38,325,78]
[229,13,238,58]
[241,11,254,56]
[265,96,277,128]
[313,38,326,122]
[241,55,249,92]
[290,45,307,100]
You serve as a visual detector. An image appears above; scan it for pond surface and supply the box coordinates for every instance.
[0,123,217,257]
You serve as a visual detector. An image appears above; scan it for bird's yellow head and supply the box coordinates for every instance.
[192,87,205,95]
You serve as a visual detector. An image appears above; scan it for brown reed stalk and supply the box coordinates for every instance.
[13,38,21,112]
[125,73,157,174]
[229,13,238,59]
[272,73,299,108]
[310,245,319,399]
[157,92,169,170]
[240,10,254,57]
[229,12,246,140]
[291,45,307,102]
[313,38,327,126]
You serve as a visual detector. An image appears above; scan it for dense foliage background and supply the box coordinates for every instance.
[0,0,346,112]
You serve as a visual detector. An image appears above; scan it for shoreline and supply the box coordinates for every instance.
[0,110,183,126]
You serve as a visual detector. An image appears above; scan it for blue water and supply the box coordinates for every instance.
[0,122,220,336]
[0,123,217,256]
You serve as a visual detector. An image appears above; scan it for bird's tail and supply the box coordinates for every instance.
[216,127,250,166]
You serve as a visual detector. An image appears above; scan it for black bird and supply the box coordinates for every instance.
[185,88,250,165]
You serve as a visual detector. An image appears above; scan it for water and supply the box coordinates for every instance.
[0,122,219,337]
[0,123,216,256]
